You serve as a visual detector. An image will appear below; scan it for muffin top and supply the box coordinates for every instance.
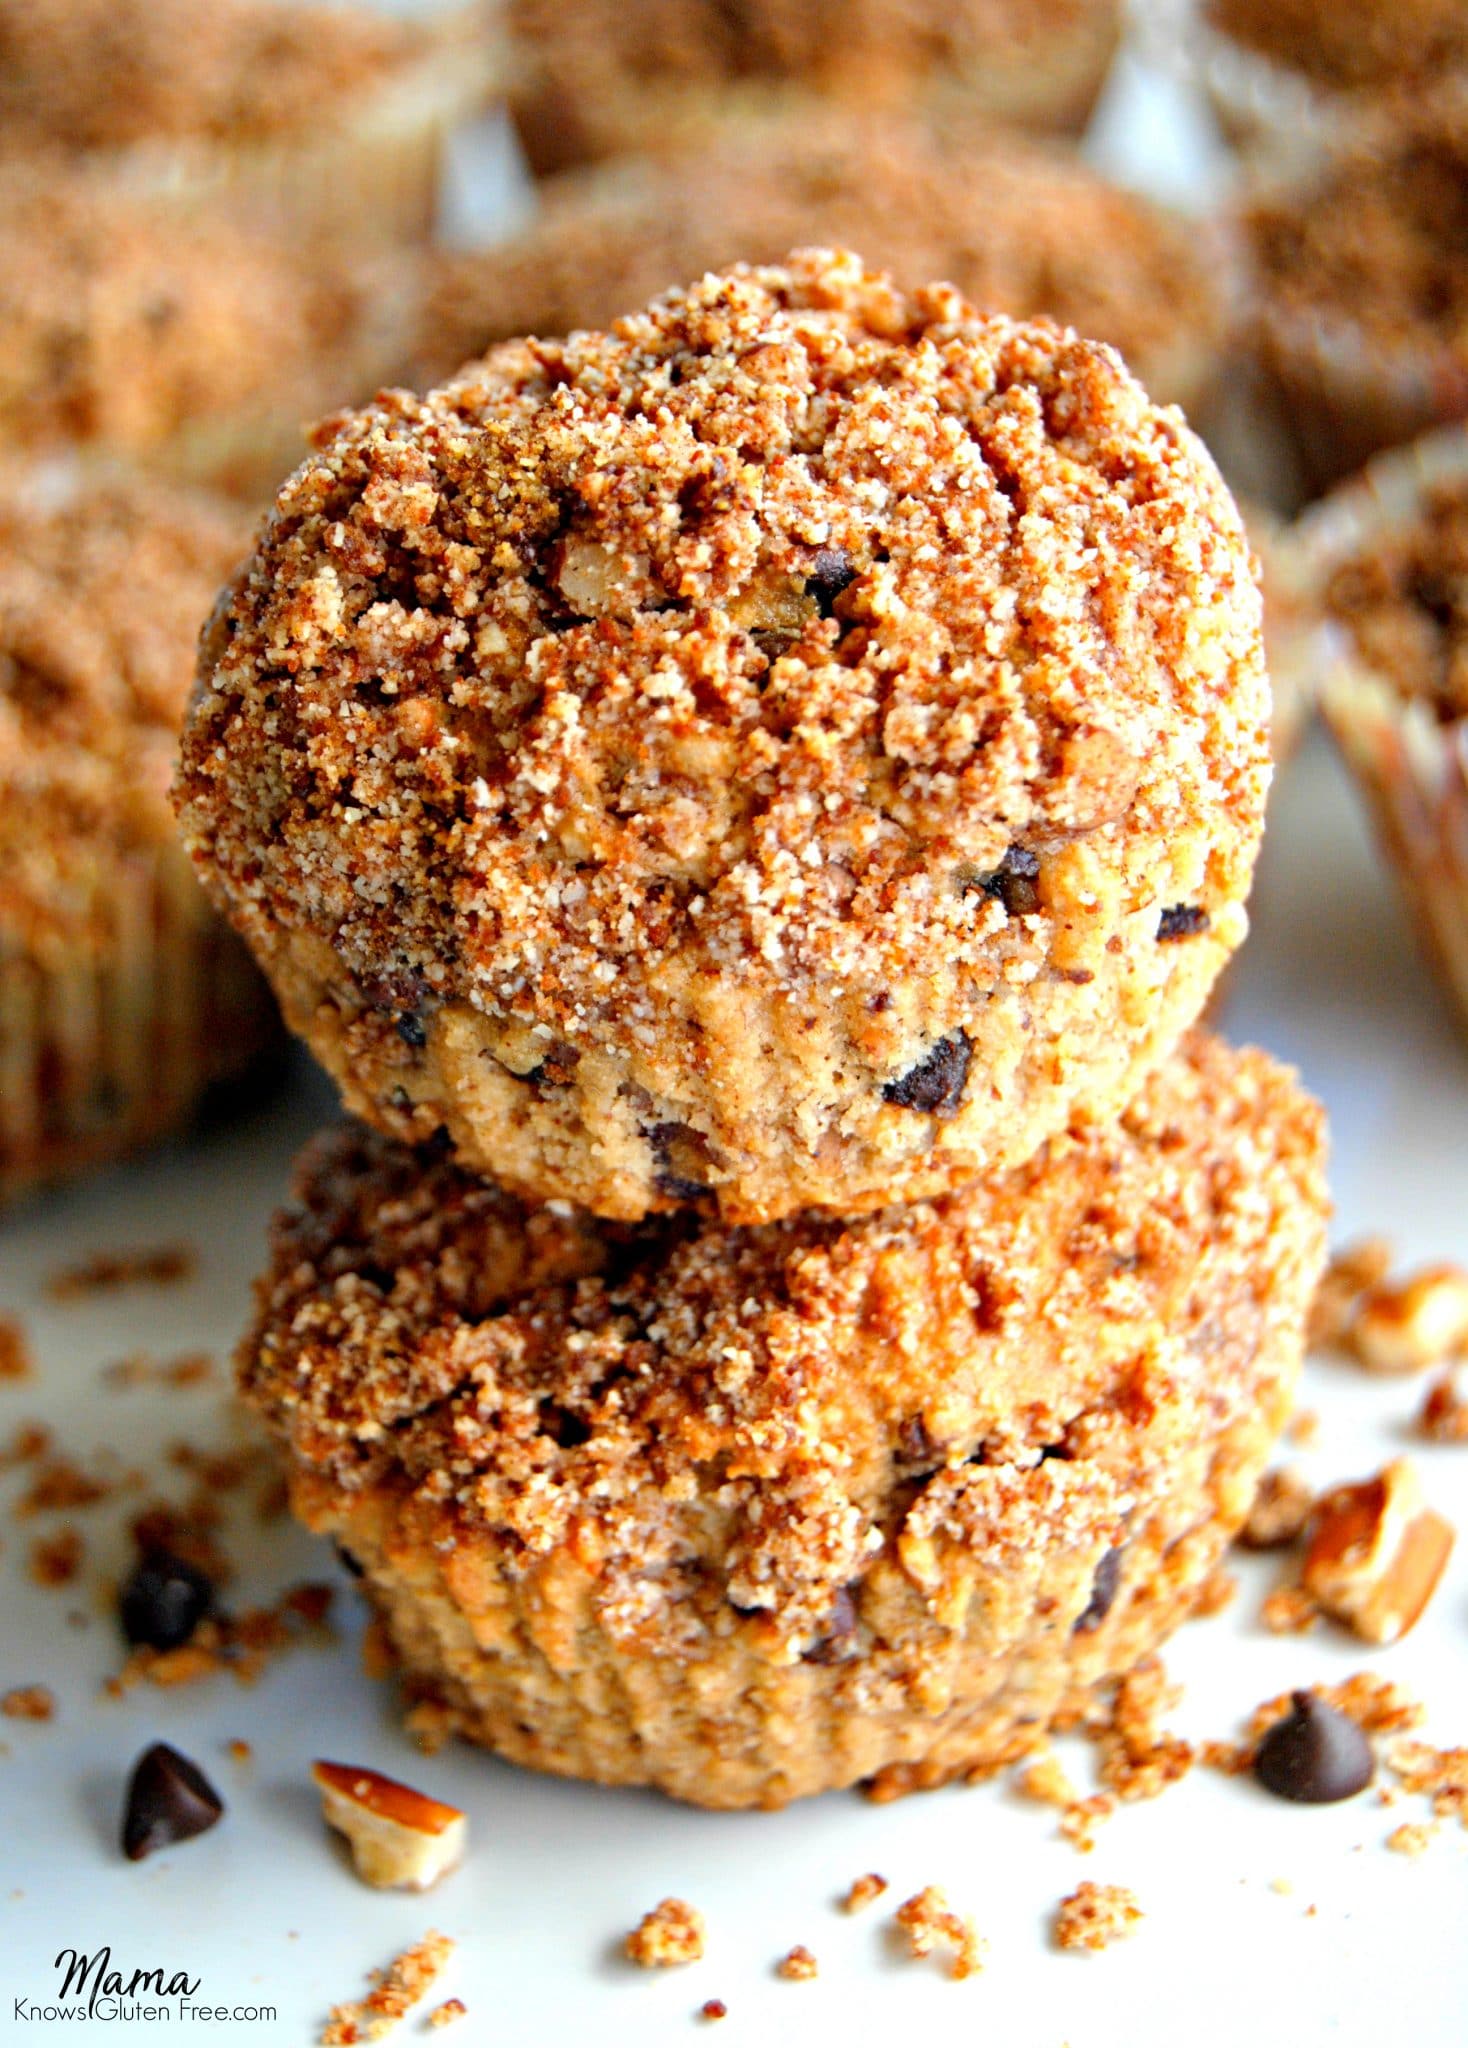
[244,1033,1327,1646]
[416,111,1220,409]
[1208,0,1468,95]
[1245,91,1468,359]
[1323,473,1468,719]
[179,252,1264,1077]
[0,165,403,471]
[0,0,417,152]
[0,465,248,956]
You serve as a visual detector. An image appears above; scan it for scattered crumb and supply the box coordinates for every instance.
[839,1873,889,1914]
[1309,1237,1393,1348]
[0,1422,49,1470]
[1,1685,55,1722]
[0,1315,33,1382]
[699,2000,728,2022]
[1261,1583,1321,1634]
[1287,1409,1321,1449]
[1059,1794,1115,1853]
[403,1694,454,1753]
[775,1946,817,1982]
[1387,1821,1437,1856]
[13,1455,117,1517]
[1385,1740,1468,1827]
[1191,1564,1238,1616]
[47,1244,197,1299]
[625,1899,705,1969]
[28,1525,83,1586]
[1052,1882,1143,1953]
[892,1887,985,1980]
[1419,1372,1468,1444]
[1349,1263,1468,1375]
[1269,1876,1293,1895]
[319,1931,453,2045]
[103,1350,216,1389]
[226,1739,253,1765]
[427,2000,467,2029]
[1238,1468,1314,1551]
[1085,1658,1194,1802]
[1015,1749,1076,1808]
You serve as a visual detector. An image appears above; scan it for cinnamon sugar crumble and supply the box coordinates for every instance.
[0,1316,32,1382]
[1239,1468,1314,1551]
[1308,1238,1394,1349]
[1322,478,1468,720]
[1261,1584,1321,1635]
[47,1244,197,1299]
[1386,1821,1437,1856]
[892,1888,985,1979]
[28,1525,83,1586]
[1420,1371,1468,1443]
[840,1873,889,1914]
[1052,1881,1143,1953]
[625,1899,705,1968]
[1085,1658,1195,1803]
[775,1946,818,1981]
[427,2000,467,2029]
[319,1931,454,2045]
[104,1351,216,1390]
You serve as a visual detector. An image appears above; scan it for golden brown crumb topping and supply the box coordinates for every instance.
[0,468,247,957]
[1208,0,1468,93]
[0,166,402,469]
[624,1898,706,1967]
[1246,91,1468,356]
[1323,478,1468,719]
[180,251,1264,1117]
[416,112,1218,407]
[1051,1880,1142,1952]
[893,1886,984,1978]
[0,0,417,151]
[241,1033,1326,1650]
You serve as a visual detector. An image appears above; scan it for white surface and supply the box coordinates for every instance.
[2,759,1466,2048]
[3,32,1467,2048]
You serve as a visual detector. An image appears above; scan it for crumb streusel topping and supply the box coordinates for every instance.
[1323,477,1468,720]
[1208,0,1468,94]
[180,251,1268,1220]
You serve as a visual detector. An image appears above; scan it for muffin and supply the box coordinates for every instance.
[505,0,1122,176]
[0,0,498,247]
[0,462,281,1205]
[240,1032,1328,1809]
[1288,427,1468,1043]
[177,252,1271,1225]
[1241,89,1468,493]
[0,163,411,499]
[1160,0,1468,161]
[414,110,1225,418]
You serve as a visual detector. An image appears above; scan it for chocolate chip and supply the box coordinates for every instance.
[537,1399,592,1449]
[1073,1546,1123,1633]
[1157,904,1210,943]
[333,1543,365,1580]
[898,1416,945,1471]
[882,1030,971,1119]
[802,1586,859,1665]
[976,845,1041,918]
[121,1742,224,1861]
[119,1551,212,1651]
[805,547,857,616]
[521,1039,580,1090]
[647,1120,713,1202]
[1253,1691,1374,1804]
[396,1012,428,1049]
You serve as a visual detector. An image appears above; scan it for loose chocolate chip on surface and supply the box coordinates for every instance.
[1074,1546,1124,1633]
[806,547,857,615]
[121,1742,224,1861]
[119,1551,212,1651]
[396,1012,428,1049]
[883,1031,972,1119]
[1254,1691,1374,1804]
[977,845,1041,918]
[802,1587,859,1665]
[1157,904,1210,942]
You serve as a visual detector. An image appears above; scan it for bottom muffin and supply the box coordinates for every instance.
[241,1033,1327,1809]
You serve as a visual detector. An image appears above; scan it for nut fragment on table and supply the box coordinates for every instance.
[1350,1264,1468,1375]
[1302,1460,1455,1644]
[312,1759,467,1892]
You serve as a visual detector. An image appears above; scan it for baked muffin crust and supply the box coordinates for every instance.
[179,251,1270,1222]
[1208,0,1468,96]
[242,1033,1328,1806]
[1323,476,1468,719]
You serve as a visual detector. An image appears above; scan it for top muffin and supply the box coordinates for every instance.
[177,251,1270,1223]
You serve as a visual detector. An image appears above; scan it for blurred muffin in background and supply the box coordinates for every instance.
[1285,427,1468,1046]
[0,0,498,246]
[1241,88,1468,495]
[1177,0,1468,161]
[0,464,281,1206]
[414,110,1223,417]
[505,0,1121,177]
[0,164,412,498]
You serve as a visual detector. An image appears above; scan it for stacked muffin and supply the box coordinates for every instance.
[178,251,1329,1807]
